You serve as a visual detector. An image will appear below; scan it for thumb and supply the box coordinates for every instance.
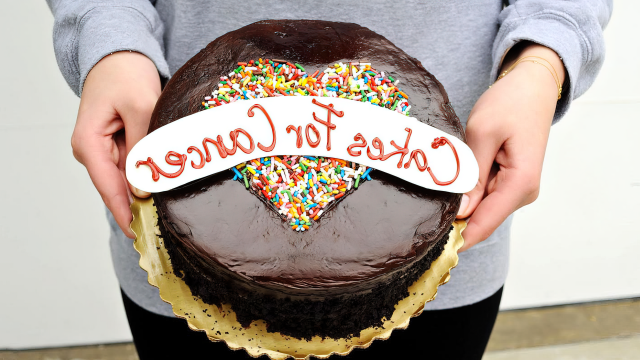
[456,181,484,219]
[121,98,157,199]
[113,52,162,199]
[457,127,501,219]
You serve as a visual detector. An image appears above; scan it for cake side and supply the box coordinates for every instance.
[160,208,453,339]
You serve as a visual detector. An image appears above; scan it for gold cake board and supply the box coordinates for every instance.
[131,196,465,359]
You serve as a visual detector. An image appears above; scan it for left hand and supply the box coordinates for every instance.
[457,43,565,252]
[72,51,160,238]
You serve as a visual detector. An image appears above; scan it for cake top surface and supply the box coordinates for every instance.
[150,20,463,293]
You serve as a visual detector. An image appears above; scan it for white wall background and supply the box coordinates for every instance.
[0,0,637,350]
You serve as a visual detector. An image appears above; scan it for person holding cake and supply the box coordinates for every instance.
[47,1,612,359]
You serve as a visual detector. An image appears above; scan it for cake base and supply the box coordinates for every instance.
[131,196,465,359]
[161,212,451,340]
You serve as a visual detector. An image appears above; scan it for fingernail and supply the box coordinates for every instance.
[457,194,469,217]
[126,229,136,239]
[131,185,151,198]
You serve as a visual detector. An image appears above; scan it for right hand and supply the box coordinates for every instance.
[456,43,563,252]
[72,51,161,238]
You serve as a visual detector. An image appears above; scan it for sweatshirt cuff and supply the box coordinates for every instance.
[76,6,170,96]
[491,12,591,123]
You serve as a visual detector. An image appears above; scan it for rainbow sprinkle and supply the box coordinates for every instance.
[201,59,409,231]
[232,157,372,231]
[202,59,411,115]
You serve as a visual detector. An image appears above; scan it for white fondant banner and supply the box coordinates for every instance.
[126,96,478,193]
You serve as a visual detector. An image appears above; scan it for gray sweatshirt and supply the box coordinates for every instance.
[47,0,612,316]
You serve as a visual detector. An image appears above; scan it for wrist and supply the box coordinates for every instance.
[498,42,565,101]
[500,42,565,82]
[87,51,161,90]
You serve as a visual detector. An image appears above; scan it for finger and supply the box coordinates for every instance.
[458,168,530,252]
[115,52,161,155]
[457,122,502,219]
[114,129,151,200]
[119,97,156,198]
[107,53,160,198]
[84,147,136,239]
[121,99,156,154]
[73,105,135,237]
[124,109,153,198]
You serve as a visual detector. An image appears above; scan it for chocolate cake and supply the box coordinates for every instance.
[149,20,465,339]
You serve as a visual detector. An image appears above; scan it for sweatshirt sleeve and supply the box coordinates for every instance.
[492,0,613,122]
[47,0,170,96]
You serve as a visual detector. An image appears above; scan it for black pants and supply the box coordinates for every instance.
[122,287,502,360]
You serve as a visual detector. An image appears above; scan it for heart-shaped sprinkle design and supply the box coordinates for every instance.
[201,59,410,230]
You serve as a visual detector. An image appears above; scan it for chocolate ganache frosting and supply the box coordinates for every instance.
[149,20,464,337]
